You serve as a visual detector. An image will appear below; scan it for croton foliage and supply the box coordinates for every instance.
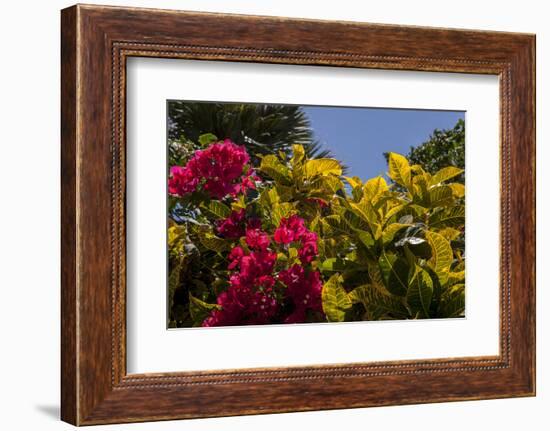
[168,134,465,328]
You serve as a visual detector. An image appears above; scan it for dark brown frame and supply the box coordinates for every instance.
[61,4,536,426]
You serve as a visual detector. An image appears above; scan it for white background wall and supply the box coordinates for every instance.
[0,0,546,429]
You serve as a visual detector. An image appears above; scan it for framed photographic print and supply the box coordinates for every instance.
[61,4,536,425]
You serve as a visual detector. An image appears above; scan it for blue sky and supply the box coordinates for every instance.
[303,106,464,180]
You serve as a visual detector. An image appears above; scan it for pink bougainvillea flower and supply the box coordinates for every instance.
[279,265,323,324]
[202,279,278,327]
[168,166,198,196]
[227,245,245,270]
[256,274,275,291]
[239,168,261,194]
[245,228,271,251]
[169,139,251,199]
[238,250,277,283]
[274,214,308,244]
[216,209,246,239]
[205,213,322,327]
[273,224,294,244]
[298,240,318,264]
[298,231,319,264]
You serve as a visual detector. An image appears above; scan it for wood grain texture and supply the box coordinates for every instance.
[60,4,536,425]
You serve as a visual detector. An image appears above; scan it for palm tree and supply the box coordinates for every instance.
[167,101,334,159]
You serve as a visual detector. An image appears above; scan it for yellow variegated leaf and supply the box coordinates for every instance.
[437,227,461,241]
[430,166,464,186]
[429,206,465,228]
[363,176,388,202]
[412,173,430,203]
[291,144,305,167]
[449,183,465,198]
[439,283,465,317]
[321,274,351,322]
[406,264,434,317]
[425,230,453,283]
[304,158,342,178]
[411,164,427,175]
[429,185,454,207]
[447,270,465,286]
[383,203,406,224]
[381,223,410,245]
[291,144,305,181]
[387,152,411,189]
[310,175,344,194]
[259,154,292,184]
[201,200,231,219]
[199,232,229,253]
[344,176,362,189]
[259,187,280,208]
[350,201,381,238]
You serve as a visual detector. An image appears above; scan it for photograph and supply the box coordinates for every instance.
[167,101,466,328]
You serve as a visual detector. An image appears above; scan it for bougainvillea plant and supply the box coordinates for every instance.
[168,134,465,328]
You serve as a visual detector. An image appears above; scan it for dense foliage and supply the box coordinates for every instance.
[386,118,465,184]
[168,134,466,327]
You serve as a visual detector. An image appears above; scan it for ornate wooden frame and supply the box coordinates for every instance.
[61,4,536,425]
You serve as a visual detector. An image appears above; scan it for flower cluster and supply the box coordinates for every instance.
[279,265,323,323]
[168,139,258,199]
[274,215,319,265]
[216,209,246,239]
[202,227,278,327]
[203,214,323,326]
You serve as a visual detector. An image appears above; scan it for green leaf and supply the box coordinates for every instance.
[425,230,453,284]
[349,285,369,304]
[168,263,182,315]
[259,154,292,185]
[350,284,409,320]
[199,232,229,253]
[381,223,410,245]
[189,293,221,325]
[201,200,231,219]
[379,251,409,296]
[439,283,465,318]
[437,227,461,241]
[412,173,430,203]
[259,187,280,208]
[430,166,464,186]
[383,203,406,224]
[304,158,342,178]
[320,258,358,272]
[322,274,351,322]
[406,264,434,317]
[428,185,454,207]
[342,210,370,231]
[350,201,381,236]
[446,270,465,286]
[429,206,465,228]
[356,230,375,248]
[198,133,218,147]
[387,152,411,189]
[321,215,352,236]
